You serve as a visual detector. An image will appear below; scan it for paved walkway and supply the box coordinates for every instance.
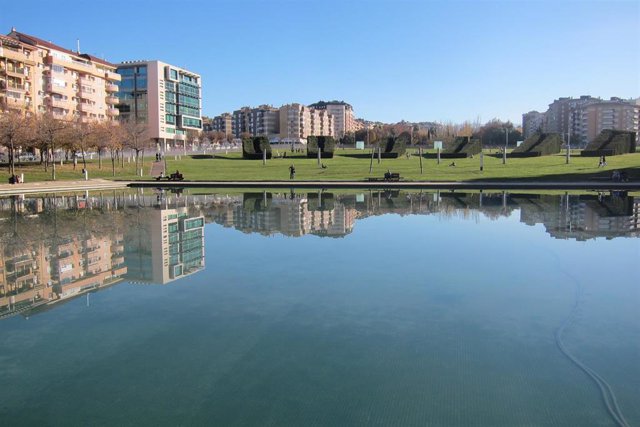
[0,179,130,196]
[150,161,165,177]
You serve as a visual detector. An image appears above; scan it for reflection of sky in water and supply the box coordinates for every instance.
[0,193,638,426]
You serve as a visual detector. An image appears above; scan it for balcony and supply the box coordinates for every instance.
[67,59,94,73]
[0,47,36,64]
[5,66,26,77]
[0,96,26,110]
[47,83,72,96]
[105,71,121,82]
[4,82,25,91]
[106,95,119,105]
[79,77,94,87]
[78,89,95,99]
[48,98,70,109]
[106,83,118,92]
[78,103,98,113]
[107,108,119,116]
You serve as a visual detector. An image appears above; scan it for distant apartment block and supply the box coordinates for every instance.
[308,101,356,138]
[231,106,280,139]
[2,29,120,122]
[278,103,336,143]
[218,100,359,141]
[279,103,312,143]
[232,107,250,137]
[116,60,202,150]
[211,113,233,137]
[522,111,545,139]
[525,95,639,146]
[571,98,640,146]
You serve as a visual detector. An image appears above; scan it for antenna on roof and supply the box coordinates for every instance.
[77,39,81,54]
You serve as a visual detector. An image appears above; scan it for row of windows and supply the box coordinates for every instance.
[179,105,200,117]
[178,82,200,97]
[117,66,147,76]
[178,95,200,108]
[182,117,202,128]
[119,77,147,90]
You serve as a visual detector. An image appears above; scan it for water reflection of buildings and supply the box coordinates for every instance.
[207,192,357,237]
[124,204,205,285]
[0,189,637,319]
[201,190,639,241]
[0,195,127,318]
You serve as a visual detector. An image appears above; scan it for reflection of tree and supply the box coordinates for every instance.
[0,197,40,306]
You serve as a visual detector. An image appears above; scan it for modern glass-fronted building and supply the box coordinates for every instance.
[116,60,202,151]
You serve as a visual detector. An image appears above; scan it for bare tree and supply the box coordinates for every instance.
[64,120,96,170]
[0,111,33,176]
[121,120,149,175]
[35,113,70,180]
[185,129,200,153]
[107,124,125,177]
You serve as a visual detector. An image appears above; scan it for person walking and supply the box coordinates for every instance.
[289,164,296,180]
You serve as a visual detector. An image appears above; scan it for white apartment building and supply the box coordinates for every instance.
[116,60,202,150]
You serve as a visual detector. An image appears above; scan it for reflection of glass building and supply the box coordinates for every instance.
[116,60,202,151]
[124,206,205,285]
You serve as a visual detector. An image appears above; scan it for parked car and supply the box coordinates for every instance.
[18,154,37,162]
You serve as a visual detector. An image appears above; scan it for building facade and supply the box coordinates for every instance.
[247,105,280,138]
[526,95,639,146]
[232,107,250,137]
[522,111,545,139]
[211,113,233,137]
[0,34,36,114]
[116,60,202,150]
[308,101,355,138]
[279,103,312,143]
[571,98,640,146]
[2,30,120,122]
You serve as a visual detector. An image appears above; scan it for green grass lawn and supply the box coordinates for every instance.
[2,149,638,183]
[0,158,143,183]
[163,149,640,182]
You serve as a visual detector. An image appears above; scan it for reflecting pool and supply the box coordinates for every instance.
[0,189,638,426]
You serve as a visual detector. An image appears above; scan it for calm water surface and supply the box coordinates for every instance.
[0,189,638,426]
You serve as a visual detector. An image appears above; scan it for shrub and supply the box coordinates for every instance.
[511,133,562,157]
[242,136,272,159]
[377,136,407,158]
[440,136,481,158]
[581,130,636,156]
[307,136,336,158]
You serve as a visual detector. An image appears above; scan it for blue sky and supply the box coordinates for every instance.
[1,0,638,124]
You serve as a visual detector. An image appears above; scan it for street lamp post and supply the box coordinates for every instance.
[566,118,571,164]
[502,128,509,165]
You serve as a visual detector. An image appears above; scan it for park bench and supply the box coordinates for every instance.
[367,172,401,182]
[155,172,184,181]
